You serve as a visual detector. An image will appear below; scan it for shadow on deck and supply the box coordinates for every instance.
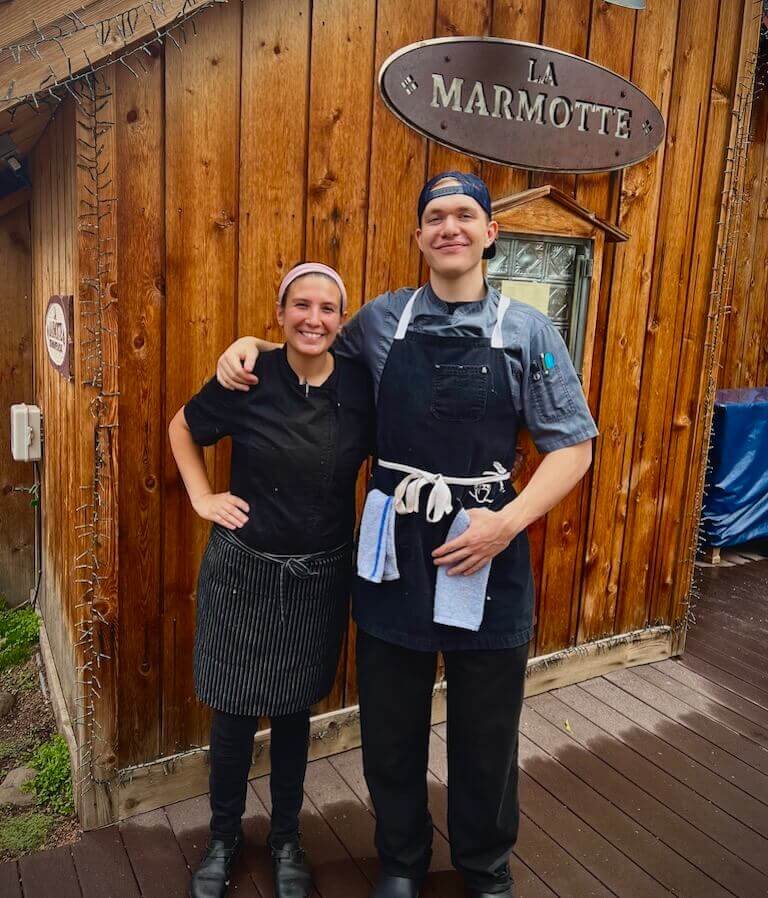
[3,558,767,897]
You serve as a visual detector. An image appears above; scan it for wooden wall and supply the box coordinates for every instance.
[719,81,768,389]
[30,102,80,724]
[25,0,757,768]
[0,193,34,608]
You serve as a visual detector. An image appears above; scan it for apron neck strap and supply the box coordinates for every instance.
[394,285,510,346]
[490,295,510,349]
[394,286,424,341]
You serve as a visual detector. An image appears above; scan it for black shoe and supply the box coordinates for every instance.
[270,838,312,898]
[371,874,421,898]
[189,833,242,898]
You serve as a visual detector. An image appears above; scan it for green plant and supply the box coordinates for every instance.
[26,735,74,816]
[0,811,52,854]
[0,601,39,672]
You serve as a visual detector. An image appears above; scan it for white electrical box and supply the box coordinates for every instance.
[10,404,42,462]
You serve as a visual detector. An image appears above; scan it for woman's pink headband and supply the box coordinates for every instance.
[277,262,347,313]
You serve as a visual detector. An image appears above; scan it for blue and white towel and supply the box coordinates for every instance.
[357,489,400,583]
[433,508,491,632]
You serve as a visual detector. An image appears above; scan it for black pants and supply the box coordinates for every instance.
[356,629,529,894]
[209,707,310,844]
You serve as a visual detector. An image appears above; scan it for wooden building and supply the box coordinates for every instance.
[0,0,760,827]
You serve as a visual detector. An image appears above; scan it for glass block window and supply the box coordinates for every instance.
[487,232,592,373]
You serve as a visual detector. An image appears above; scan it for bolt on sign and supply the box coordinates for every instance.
[44,295,74,380]
[379,38,665,172]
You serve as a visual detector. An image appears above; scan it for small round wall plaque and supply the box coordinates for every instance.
[45,295,74,380]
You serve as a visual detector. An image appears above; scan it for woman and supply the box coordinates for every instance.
[168,263,374,898]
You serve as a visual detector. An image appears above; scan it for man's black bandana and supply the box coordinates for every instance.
[417,170,496,260]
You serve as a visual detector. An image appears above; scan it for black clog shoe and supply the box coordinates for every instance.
[189,831,242,898]
[270,837,312,898]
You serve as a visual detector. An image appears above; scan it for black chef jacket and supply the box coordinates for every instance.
[184,347,375,554]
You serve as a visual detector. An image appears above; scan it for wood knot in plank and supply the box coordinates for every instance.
[311,171,337,194]
[214,211,235,230]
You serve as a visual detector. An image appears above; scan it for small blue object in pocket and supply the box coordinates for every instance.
[543,352,556,371]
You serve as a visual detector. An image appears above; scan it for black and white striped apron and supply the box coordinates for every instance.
[194,525,352,717]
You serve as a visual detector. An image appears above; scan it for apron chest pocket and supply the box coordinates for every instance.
[430,363,489,422]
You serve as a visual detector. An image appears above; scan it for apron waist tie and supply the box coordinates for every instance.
[378,459,510,523]
[213,527,347,623]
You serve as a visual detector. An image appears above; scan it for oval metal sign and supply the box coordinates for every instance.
[45,295,74,380]
[379,37,665,173]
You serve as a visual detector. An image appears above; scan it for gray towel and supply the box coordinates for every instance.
[357,489,399,583]
[433,508,491,631]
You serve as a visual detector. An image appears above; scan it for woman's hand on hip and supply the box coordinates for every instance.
[432,507,520,576]
[192,492,250,529]
[217,337,260,391]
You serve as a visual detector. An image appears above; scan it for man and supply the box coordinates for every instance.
[216,171,597,898]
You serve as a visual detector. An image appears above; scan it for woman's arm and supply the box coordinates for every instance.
[168,407,250,530]
[433,440,593,575]
[216,337,281,391]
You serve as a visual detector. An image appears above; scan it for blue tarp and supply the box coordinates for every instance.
[701,387,768,547]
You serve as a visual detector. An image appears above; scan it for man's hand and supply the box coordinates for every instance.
[216,337,261,391]
[432,506,524,576]
[192,492,250,529]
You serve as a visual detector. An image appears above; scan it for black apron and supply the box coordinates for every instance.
[353,287,534,652]
[195,526,352,716]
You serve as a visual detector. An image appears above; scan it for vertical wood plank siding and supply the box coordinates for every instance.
[24,0,750,763]
[577,0,680,643]
[0,201,34,606]
[115,49,166,766]
[614,0,736,637]
[30,102,80,725]
[161,0,242,755]
[653,0,754,629]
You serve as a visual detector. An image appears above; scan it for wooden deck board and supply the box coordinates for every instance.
[680,651,768,711]
[519,770,667,898]
[522,698,763,897]
[119,808,191,898]
[639,673,768,751]
[529,690,768,889]
[653,658,768,728]
[18,846,82,898]
[517,730,723,898]
[580,674,768,806]
[687,628,768,679]
[604,667,768,775]
[687,606,768,652]
[71,827,142,898]
[5,561,768,897]
[554,681,768,835]
[0,861,22,898]
[686,639,768,693]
